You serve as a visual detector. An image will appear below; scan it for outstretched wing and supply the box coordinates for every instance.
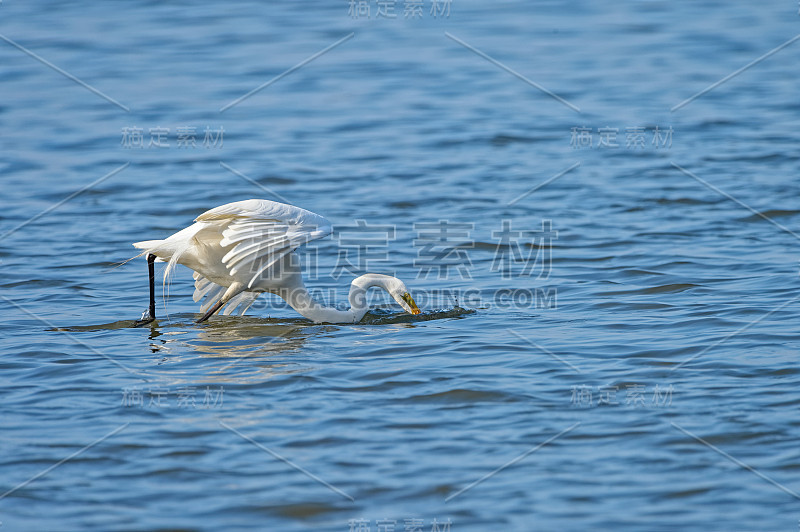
[195,199,332,289]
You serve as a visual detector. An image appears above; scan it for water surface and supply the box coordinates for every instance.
[2,1,800,530]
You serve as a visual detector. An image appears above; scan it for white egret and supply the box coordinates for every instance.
[131,199,420,325]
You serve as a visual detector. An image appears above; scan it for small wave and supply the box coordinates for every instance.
[361,306,475,325]
[597,283,703,296]
[738,209,800,222]
[404,388,518,404]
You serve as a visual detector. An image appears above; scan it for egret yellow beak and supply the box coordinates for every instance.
[401,292,421,315]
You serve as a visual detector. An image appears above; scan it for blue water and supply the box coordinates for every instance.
[2,1,800,530]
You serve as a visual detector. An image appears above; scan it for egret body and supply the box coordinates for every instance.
[131,199,420,325]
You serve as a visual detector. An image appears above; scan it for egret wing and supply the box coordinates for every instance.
[196,199,332,289]
[192,272,228,314]
[192,272,260,316]
[222,291,260,316]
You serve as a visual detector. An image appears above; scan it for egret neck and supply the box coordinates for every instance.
[277,273,420,324]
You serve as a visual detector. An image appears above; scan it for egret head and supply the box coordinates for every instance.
[352,274,422,316]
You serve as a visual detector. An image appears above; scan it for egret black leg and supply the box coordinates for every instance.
[133,253,156,327]
[196,298,226,323]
